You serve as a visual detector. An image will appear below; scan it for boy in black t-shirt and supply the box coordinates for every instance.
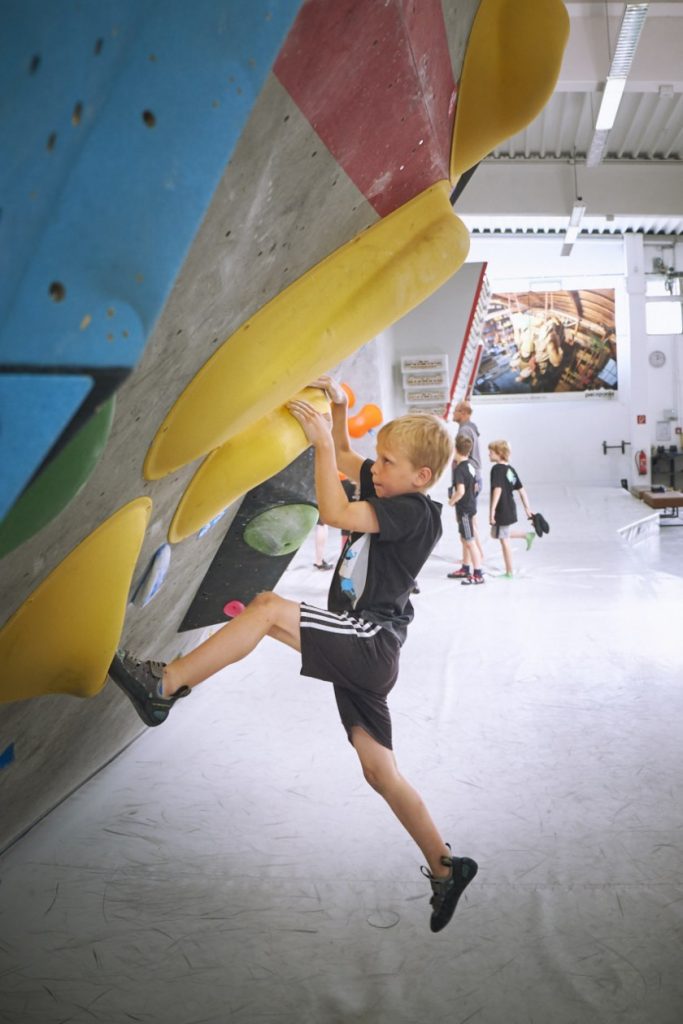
[109,375,477,934]
[448,434,484,585]
[488,439,536,578]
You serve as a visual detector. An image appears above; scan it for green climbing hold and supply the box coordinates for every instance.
[243,503,318,557]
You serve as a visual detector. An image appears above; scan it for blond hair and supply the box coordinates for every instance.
[378,413,453,484]
[488,439,511,461]
[454,400,472,417]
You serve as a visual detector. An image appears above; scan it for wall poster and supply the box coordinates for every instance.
[473,289,617,399]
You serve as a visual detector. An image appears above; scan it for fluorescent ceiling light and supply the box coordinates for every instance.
[585,4,648,167]
[569,203,586,228]
[565,225,581,246]
[595,77,626,131]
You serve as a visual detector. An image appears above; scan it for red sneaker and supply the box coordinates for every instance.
[447,567,470,579]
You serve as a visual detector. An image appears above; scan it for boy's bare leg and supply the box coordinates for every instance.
[473,515,485,562]
[162,592,301,696]
[351,726,451,878]
[499,538,513,575]
[460,520,483,570]
[465,538,481,574]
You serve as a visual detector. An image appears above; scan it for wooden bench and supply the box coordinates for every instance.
[641,489,683,524]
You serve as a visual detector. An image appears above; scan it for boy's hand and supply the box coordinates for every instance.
[287,399,333,446]
[311,375,347,406]
[448,493,457,507]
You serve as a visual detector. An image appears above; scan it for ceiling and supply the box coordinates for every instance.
[458,1,683,238]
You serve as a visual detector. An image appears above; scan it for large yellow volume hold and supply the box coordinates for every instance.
[144,180,469,480]
[450,0,569,179]
[168,387,330,543]
[0,498,151,703]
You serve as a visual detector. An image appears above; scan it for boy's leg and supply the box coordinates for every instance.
[314,523,332,569]
[109,592,302,725]
[448,519,470,578]
[499,538,513,575]
[510,528,535,550]
[351,726,477,931]
[459,536,468,568]
[163,592,301,695]
[465,537,481,573]
[461,537,484,584]
[351,726,451,876]
[472,514,485,562]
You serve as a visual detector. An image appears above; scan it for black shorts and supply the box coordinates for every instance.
[457,510,475,541]
[299,603,401,750]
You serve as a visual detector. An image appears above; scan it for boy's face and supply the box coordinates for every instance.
[488,448,502,464]
[371,443,430,497]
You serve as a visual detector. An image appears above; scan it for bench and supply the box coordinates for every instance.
[641,489,683,524]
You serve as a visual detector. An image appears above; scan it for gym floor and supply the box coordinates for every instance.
[1,483,681,1024]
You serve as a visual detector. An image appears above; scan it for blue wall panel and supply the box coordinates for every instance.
[0,0,300,523]
[1,0,301,370]
[0,375,92,519]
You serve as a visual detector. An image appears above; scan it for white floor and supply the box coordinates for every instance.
[1,485,682,1024]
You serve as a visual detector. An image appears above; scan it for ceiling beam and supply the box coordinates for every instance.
[455,160,683,219]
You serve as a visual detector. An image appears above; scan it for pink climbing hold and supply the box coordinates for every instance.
[223,599,246,618]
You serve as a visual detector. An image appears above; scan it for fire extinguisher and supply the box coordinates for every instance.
[635,450,648,476]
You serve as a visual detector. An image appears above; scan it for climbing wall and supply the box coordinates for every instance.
[0,0,569,850]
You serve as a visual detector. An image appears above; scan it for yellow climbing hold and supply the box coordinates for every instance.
[144,180,469,480]
[0,498,151,703]
[450,0,569,179]
[168,387,329,543]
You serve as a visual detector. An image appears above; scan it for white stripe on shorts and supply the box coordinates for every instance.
[300,604,383,638]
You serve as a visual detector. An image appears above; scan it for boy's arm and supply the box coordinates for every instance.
[490,486,502,524]
[287,399,380,534]
[312,375,364,484]
[448,482,465,507]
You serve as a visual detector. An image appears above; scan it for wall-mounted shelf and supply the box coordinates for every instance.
[400,354,449,415]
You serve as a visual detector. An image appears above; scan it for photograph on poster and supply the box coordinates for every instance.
[473,289,617,399]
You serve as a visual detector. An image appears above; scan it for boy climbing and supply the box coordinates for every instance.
[109,375,477,933]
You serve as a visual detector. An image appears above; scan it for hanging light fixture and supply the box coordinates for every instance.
[586,3,648,168]
[561,156,585,257]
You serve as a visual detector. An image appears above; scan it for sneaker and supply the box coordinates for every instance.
[447,566,470,579]
[462,574,484,585]
[525,531,535,551]
[109,651,190,727]
[314,560,334,570]
[421,849,478,933]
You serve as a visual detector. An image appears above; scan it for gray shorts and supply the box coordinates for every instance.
[491,523,513,539]
[299,603,400,750]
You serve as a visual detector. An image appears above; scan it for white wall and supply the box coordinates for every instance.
[377,233,682,486]
[350,234,682,488]
[467,235,631,485]
[380,262,485,419]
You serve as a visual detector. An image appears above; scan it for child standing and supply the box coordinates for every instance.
[109,374,477,934]
[488,439,536,578]
[448,434,484,585]
[447,400,484,577]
